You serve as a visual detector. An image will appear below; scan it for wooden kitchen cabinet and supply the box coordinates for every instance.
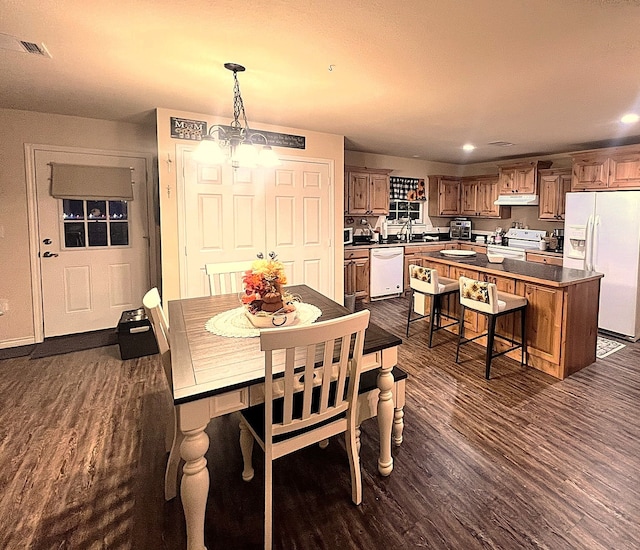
[526,251,563,266]
[449,265,480,333]
[517,281,563,366]
[459,243,487,254]
[344,249,370,301]
[571,145,640,190]
[498,161,552,195]
[460,176,504,218]
[428,176,461,216]
[345,166,392,215]
[538,169,571,220]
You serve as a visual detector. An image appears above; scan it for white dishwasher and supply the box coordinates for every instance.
[370,247,404,300]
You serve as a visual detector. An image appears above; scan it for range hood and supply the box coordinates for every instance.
[494,194,539,206]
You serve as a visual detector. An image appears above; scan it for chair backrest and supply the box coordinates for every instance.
[142,287,172,385]
[260,309,370,441]
[409,264,440,294]
[205,261,253,296]
[459,276,499,314]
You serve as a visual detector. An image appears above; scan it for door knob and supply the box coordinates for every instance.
[42,251,59,258]
[43,238,52,245]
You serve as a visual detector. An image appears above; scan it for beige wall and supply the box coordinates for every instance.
[0,108,156,348]
[155,108,345,303]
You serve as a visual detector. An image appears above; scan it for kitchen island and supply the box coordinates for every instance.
[416,252,604,379]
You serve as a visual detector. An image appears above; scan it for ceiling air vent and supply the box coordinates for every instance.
[488,140,515,147]
[0,32,52,58]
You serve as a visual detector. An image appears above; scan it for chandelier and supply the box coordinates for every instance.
[194,63,280,169]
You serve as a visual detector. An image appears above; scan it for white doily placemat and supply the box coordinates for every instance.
[205,303,322,338]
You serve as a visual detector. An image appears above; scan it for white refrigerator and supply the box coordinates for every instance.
[563,191,640,341]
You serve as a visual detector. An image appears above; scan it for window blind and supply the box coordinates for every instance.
[50,163,134,200]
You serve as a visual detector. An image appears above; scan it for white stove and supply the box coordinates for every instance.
[486,228,546,261]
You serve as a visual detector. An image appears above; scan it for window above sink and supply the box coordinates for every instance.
[387,201,424,223]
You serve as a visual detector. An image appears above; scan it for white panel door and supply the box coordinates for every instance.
[181,148,266,296]
[35,150,151,337]
[179,148,334,299]
[264,160,332,295]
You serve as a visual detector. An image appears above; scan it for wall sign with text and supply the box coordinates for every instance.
[170,117,306,149]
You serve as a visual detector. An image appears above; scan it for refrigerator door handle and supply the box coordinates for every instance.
[592,215,601,270]
[585,214,594,271]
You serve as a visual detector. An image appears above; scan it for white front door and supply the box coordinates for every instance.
[34,149,151,337]
[178,146,334,298]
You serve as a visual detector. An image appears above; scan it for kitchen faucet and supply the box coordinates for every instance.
[400,218,413,242]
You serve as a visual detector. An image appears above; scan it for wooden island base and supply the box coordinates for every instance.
[416,252,603,380]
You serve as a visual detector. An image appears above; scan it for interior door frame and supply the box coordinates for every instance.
[24,143,158,342]
[175,144,336,299]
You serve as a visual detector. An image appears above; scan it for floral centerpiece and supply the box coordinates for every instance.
[241,252,297,327]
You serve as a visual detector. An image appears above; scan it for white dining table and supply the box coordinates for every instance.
[168,284,404,550]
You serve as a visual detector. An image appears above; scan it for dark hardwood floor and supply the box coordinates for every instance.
[1,295,639,549]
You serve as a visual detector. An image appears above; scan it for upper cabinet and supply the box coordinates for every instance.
[498,160,553,195]
[538,169,571,220]
[345,166,392,215]
[428,176,461,216]
[430,175,508,218]
[571,145,640,191]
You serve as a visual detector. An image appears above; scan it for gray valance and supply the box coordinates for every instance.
[50,163,134,200]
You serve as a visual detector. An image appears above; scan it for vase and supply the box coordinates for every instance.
[245,304,297,328]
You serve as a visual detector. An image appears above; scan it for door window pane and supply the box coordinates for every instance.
[64,222,85,247]
[63,200,85,220]
[110,222,129,246]
[88,221,108,246]
[87,201,107,219]
[109,201,128,220]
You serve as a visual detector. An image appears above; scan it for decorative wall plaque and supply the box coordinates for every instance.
[170,117,207,141]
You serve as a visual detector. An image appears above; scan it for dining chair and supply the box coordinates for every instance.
[455,276,528,379]
[142,287,183,501]
[406,264,459,347]
[205,261,253,296]
[238,309,371,549]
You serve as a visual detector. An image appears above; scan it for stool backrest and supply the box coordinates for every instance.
[459,276,499,314]
[409,265,440,294]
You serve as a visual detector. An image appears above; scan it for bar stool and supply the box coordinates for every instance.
[455,276,528,379]
[406,265,460,347]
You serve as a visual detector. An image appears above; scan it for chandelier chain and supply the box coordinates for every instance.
[231,71,250,136]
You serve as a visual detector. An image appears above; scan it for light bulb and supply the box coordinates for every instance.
[259,146,281,167]
[193,138,226,164]
[233,142,259,167]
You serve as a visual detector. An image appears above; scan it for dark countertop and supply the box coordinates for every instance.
[418,251,603,288]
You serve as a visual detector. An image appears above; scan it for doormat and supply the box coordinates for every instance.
[596,336,626,359]
[30,329,118,359]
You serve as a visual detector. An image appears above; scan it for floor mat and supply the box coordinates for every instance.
[596,336,626,359]
[30,329,118,359]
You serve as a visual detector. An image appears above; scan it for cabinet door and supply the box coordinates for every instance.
[556,174,571,219]
[369,174,390,214]
[519,282,563,364]
[347,172,370,214]
[538,174,559,220]
[498,169,515,194]
[450,266,479,332]
[608,153,640,188]
[353,257,370,301]
[480,274,516,344]
[477,178,500,217]
[439,178,461,216]
[344,260,355,295]
[460,181,478,216]
[571,157,609,190]
[514,165,536,194]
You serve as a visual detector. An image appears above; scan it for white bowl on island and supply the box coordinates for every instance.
[487,253,504,263]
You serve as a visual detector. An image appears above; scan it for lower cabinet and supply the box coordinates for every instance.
[344,249,370,302]
[526,251,563,266]
[517,281,563,366]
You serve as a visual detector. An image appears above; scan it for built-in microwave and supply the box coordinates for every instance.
[343,227,354,245]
